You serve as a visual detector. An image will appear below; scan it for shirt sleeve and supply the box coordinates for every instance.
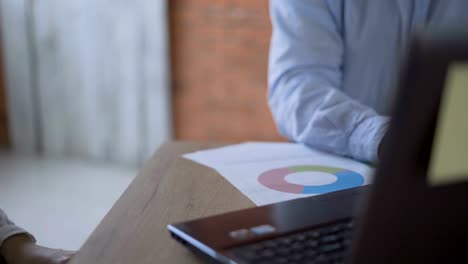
[268,0,390,163]
[0,208,35,248]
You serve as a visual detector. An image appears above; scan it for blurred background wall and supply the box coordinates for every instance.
[1,0,171,166]
[0,0,284,166]
[0,40,7,149]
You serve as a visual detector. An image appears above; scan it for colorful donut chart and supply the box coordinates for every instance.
[258,165,364,194]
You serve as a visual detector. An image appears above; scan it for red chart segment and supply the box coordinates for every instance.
[258,167,304,193]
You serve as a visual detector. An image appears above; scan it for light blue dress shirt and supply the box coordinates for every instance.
[268,0,468,163]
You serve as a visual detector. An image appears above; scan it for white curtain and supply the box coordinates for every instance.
[0,0,171,166]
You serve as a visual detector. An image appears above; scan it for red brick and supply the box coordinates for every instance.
[171,0,285,143]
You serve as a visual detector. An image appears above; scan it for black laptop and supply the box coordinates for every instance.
[168,28,468,263]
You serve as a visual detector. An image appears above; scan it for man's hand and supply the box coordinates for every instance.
[0,234,74,264]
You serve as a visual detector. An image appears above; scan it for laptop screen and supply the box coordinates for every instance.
[429,62,468,186]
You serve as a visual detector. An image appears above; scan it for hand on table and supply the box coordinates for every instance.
[1,235,75,264]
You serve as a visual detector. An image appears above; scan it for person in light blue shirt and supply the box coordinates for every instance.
[268,0,468,163]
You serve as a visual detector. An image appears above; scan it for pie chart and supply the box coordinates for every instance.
[258,165,365,194]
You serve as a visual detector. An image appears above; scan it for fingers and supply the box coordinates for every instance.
[51,250,76,264]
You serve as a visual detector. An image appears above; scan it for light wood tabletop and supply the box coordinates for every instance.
[69,142,255,264]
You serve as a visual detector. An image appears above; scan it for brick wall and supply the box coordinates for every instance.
[170,0,285,143]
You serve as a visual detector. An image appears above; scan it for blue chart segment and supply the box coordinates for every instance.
[258,165,365,194]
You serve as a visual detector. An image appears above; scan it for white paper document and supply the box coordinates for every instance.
[184,142,374,206]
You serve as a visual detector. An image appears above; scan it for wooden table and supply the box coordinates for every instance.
[69,142,255,264]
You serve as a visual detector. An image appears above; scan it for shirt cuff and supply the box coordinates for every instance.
[0,225,36,248]
[348,115,390,163]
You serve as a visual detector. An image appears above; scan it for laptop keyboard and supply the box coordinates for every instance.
[232,219,353,264]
